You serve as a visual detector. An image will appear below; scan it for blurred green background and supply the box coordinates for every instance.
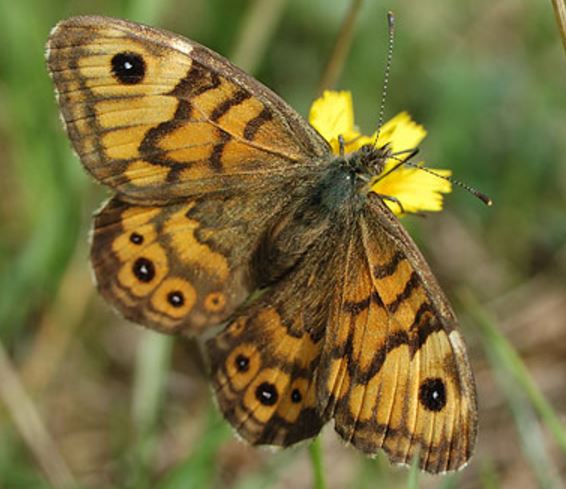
[0,0,565,488]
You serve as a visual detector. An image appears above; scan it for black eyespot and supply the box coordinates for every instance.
[419,377,447,412]
[130,232,144,245]
[111,52,146,85]
[291,388,302,403]
[167,291,184,308]
[255,382,278,406]
[234,354,250,372]
[132,257,155,282]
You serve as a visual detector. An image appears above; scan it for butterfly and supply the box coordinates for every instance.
[46,15,477,473]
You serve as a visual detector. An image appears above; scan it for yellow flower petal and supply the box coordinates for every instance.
[309,91,360,154]
[372,111,427,153]
[309,90,354,139]
[372,166,452,214]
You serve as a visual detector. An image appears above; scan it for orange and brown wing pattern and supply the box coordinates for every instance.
[318,198,477,473]
[46,16,329,203]
[206,229,349,446]
[207,305,324,446]
[91,186,293,334]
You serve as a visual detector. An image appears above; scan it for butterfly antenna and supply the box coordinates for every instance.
[372,11,396,148]
[402,159,493,206]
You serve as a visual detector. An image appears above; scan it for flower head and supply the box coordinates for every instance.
[309,90,451,215]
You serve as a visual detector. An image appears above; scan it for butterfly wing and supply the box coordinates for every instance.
[47,15,332,334]
[91,180,309,334]
[318,195,477,473]
[205,214,354,445]
[46,15,329,203]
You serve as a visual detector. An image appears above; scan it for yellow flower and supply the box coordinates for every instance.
[309,90,451,215]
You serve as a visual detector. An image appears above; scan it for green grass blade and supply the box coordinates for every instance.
[406,453,420,489]
[309,438,327,489]
[129,331,174,486]
[498,370,561,489]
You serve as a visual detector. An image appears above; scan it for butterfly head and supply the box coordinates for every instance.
[342,142,391,188]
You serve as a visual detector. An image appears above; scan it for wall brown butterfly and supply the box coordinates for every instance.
[46,15,477,473]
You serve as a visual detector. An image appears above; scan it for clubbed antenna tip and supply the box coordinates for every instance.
[403,161,493,207]
[475,191,493,206]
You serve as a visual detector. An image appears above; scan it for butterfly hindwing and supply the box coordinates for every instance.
[207,302,325,447]
[206,213,353,446]
[46,15,329,203]
[91,184,299,334]
[318,195,477,473]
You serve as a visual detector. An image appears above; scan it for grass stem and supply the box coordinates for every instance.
[551,0,566,55]
[0,340,76,488]
[309,438,327,489]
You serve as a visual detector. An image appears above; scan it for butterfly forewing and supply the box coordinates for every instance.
[317,195,477,473]
[46,16,329,203]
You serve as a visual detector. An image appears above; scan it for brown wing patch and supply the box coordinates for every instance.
[91,186,292,334]
[208,305,323,446]
[46,16,330,203]
[206,226,350,446]
[318,204,477,473]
